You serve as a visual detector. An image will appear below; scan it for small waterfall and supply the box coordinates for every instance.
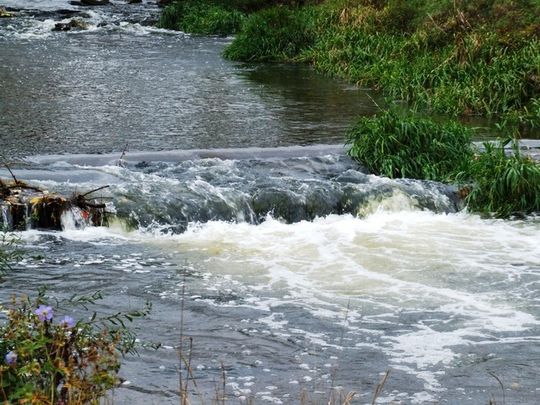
[1,204,13,230]
[112,165,462,232]
[60,206,89,231]
[0,192,108,231]
[25,204,32,231]
[3,151,463,232]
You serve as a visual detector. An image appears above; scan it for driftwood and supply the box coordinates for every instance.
[0,179,109,231]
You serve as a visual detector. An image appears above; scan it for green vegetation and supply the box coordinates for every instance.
[0,290,150,404]
[0,229,152,403]
[347,112,540,217]
[223,6,317,61]
[347,110,473,181]
[159,1,245,35]
[159,1,322,35]
[456,140,540,218]
[0,232,21,277]
[222,0,540,126]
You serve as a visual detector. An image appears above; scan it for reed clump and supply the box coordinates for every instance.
[347,110,473,181]
[159,1,245,35]
[223,5,318,61]
[158,1,319,35]
[455,139,540,218]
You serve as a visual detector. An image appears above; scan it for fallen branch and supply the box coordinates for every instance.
[3,162,19,185]
[81,185,110,198]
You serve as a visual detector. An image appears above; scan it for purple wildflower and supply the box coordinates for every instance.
[35,305,54,322]
[59,315,75,329]
[5,351,17,366]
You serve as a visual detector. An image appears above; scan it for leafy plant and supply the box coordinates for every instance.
[0,290,151,404]
[223,5,318,61]
[455,139,540,218]
[347,111,473,180]
[159,1,245,35]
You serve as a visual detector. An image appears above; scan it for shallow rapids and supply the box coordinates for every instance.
[1,1,540,403]
[4,148,460,231]
[2,151,540,404]
[5,203,540,404]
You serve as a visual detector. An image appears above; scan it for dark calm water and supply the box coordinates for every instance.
[1,2,540,404]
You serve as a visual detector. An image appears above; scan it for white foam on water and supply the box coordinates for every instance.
[115,22,183,37]
[19,221,130,244]
[4,18,58,39]
[14,208,540,400]
[0,0,75,10]
[136,210,540,396]
[0,6,174,40]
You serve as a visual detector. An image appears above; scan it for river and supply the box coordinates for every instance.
[1,1,540,404]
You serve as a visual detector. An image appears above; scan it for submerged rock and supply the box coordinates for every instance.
[70,0,110,6]
[53,19,90,32]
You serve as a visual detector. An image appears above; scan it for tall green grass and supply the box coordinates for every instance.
[223,5,318,61]
[158,1,320,35]
[309,27,540,120]
[347,111,473,181]
[347,112,540,217]
[455,140,540,217]
[159,1,245,35]
[223,0,540,125]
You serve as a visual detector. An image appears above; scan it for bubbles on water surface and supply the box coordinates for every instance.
[3,151,539,402]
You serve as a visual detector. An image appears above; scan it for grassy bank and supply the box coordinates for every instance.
[159,1,245,35]
[223,0,540,127]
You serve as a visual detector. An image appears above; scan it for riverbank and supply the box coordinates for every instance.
[161,0,540,130]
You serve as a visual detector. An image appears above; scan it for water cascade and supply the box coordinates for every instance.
[0,2,539,404]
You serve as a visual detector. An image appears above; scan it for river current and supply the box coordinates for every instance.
[1,1,540,404]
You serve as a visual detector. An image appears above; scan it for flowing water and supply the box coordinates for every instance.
[1,1,540,404]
